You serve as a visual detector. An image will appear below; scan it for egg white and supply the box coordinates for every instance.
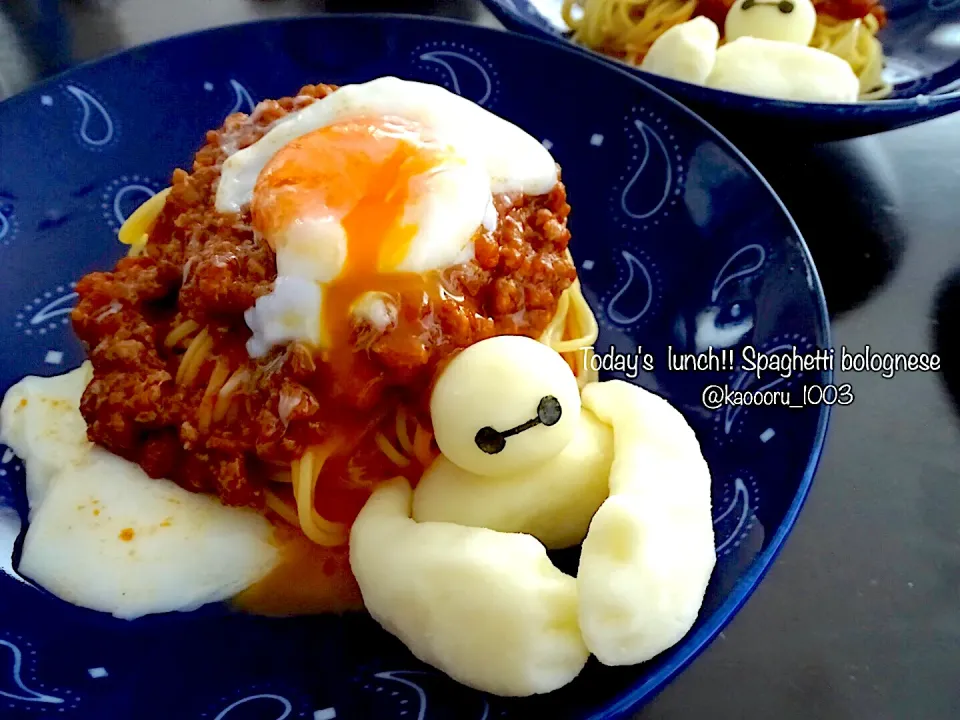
[216,76,557,214]
[244,275,323,358]
[0,366,279,619]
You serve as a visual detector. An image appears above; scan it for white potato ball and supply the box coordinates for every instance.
[430,336,581,476]
[19,449,278,620]
[0,363,93,511]
[2,365,279,619]
[577,380,716,666]
[707,37,860,103]
[413,408,613,549]
[641,17,720,85]
[724,0,817,45]
[350,478,589,696]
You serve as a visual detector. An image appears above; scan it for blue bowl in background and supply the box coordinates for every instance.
[0,15,830,719]
[481,0,960,140]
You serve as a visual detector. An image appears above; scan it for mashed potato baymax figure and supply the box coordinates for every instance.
[349,335,717,697]
[640,0,860,102]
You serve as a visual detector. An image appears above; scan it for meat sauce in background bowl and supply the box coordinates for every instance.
[481,0,960,141]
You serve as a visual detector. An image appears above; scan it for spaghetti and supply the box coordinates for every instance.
[810,13,889,98]
[117,194,600,546]
[175,326,212,387]
[119,187,170,255]
[290,445,349,546]
[562,0,698,64]
[540,282,600,388]
[92,83,602,555]
[276,281,597,547]
[561,0,891,100]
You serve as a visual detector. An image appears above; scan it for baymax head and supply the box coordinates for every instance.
[430,335,581,477]
[724,0,817,45]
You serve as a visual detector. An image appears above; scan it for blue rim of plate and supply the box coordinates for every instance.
[0,14,833,718]
[481,0,960,118]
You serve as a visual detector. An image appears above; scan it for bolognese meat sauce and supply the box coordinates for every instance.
[71,83,576,517]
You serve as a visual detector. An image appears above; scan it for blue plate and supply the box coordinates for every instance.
[0,15,830,720]
[481,0,960,140]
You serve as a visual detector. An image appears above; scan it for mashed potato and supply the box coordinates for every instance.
[0,365,279,619]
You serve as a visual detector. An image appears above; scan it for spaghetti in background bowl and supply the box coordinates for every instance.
[482,0,960,140]
[0,15,829,720]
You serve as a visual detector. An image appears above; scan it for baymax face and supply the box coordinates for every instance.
[429,335,581,477]
[724,0,817,45]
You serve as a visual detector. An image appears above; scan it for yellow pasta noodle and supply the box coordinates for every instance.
[811,13,890,99]
[562,0,698,64]
[291,446,350,546]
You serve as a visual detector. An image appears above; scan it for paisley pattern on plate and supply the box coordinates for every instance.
[711,472,760,557]
[0,633,80,714]
[599,249,660,329]
[63,84,116,149]
[0,202,17,248]
[101,176,165,233]
[614,110,682,227]
[412,41,500,107]
[0,637,66,705]
[0,16,830,720]
[480,0,960,139]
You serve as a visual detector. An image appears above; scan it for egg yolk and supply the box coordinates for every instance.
[251,116,457,350]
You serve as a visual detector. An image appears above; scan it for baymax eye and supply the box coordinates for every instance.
[473,395,564,455]
[537,395,562,426]
[740,0,795,10]
[475,426,506,455]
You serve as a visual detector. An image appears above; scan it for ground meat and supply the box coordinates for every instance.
[138,430,182,480]
[179,236,275,319]
[79,368,173,458]
[72,81,577,516]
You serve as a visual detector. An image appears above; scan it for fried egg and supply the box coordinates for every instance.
[225,77,558,357]
[0,366,279,619]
